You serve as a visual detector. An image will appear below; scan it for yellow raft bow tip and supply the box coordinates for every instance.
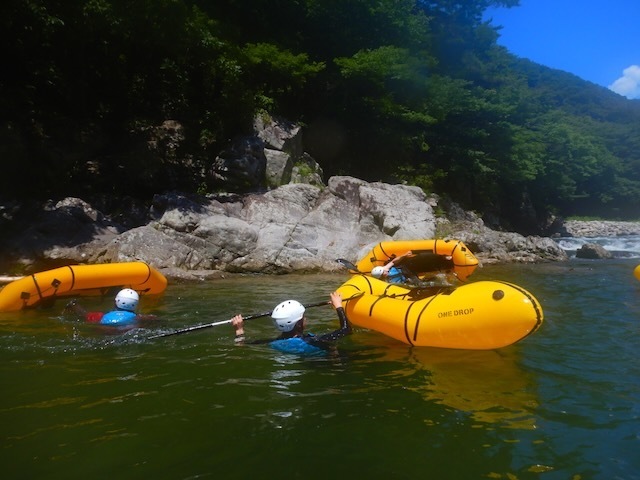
[336,274,543,350]
[634,264,640,281]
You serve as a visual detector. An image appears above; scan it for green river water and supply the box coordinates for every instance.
[1,259,639,479]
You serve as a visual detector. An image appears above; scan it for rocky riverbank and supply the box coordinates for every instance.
[0,176,575,281]
[3,176,638,283]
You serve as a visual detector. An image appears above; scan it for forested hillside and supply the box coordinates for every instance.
[2,0,640,234]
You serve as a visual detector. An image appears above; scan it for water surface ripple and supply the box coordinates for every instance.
[1,261,639,479]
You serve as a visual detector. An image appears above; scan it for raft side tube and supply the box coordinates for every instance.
[356,239,479,282]
[337,275,544,350]
[0,262,167,312]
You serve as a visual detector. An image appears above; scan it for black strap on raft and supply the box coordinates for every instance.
[28,274,44,307]
[405,286,455,300]
[19,291,31,309]
[24,269,67,310]
[411,295,440,343]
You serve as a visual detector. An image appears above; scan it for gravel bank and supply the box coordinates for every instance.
[562,220,640,237]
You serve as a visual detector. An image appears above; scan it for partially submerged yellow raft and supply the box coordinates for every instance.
[0,262,167,312]
[336,274,543,350]
[356,239,479,281]
[634,264,640,281]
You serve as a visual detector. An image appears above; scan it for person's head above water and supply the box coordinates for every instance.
[271,300,306,332]
[115,288,139,312]
[371,266,386,278]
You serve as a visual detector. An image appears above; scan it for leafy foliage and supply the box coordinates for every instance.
[2,0,640,230]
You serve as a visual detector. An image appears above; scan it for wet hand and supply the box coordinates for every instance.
[330,291,343,309]
[231,314,244,336]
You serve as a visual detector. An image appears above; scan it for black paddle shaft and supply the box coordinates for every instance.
[149,300,330,339]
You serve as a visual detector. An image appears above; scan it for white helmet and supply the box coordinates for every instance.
[115,288,139,312]
[371,266,385,278]
[271,300,305,332]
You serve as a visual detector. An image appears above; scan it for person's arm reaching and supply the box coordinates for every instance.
[383,250,413,275]
[313,292,352,344]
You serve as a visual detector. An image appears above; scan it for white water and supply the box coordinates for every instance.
[554,235,640,258]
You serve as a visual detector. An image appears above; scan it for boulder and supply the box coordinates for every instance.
[575,243,613,259]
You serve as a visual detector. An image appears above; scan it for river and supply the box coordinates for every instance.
[1,237,639,479]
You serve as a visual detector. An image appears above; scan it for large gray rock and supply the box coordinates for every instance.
[254,114,303,158]
[358,181,435,239]
[264,149,293,187]
[95,225,210,269]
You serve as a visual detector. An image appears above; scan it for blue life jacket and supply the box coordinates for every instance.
[100,310,137,326]
[269,336,325,355]
[387,266,406,284]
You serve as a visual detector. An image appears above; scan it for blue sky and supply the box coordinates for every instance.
[483,0,640,99]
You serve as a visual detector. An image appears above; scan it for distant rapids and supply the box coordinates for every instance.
[554,235,640,258]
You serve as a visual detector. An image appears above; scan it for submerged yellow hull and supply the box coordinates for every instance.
[0,262,167,312]
[356,239,479,281]
[336,274,543,350]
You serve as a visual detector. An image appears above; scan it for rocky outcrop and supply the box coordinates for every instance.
[89,176,442,276]
[435,200,568,264]
[0,176,570,280]
[575,243,613,259]
[209,114,324,191]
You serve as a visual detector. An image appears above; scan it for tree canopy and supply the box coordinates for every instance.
[2,0,640,232]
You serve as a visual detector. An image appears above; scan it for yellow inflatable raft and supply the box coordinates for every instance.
[336,274,543,350]
[356,239,479,281]
[634,264,640,281]
[0,262,167,312]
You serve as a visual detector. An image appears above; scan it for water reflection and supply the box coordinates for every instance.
[349,333,538,429]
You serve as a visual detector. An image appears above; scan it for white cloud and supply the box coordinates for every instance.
[608,65,640,99]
